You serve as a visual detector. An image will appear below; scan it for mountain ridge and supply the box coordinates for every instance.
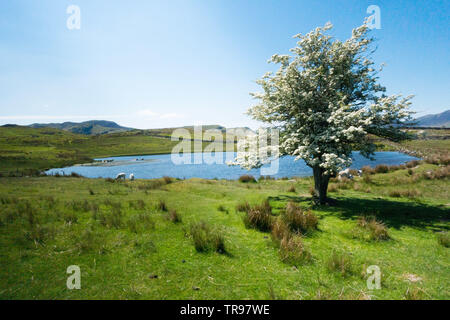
[415,110,450,128]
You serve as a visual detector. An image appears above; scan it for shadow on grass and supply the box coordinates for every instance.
[269,195,449,232]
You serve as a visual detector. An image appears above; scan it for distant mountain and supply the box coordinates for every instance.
[29,120,134,135]
[415,110,450,128]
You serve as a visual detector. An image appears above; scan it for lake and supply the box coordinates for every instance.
[46,151,419,180]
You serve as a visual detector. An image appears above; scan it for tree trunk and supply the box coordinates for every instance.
[313,165,330,205]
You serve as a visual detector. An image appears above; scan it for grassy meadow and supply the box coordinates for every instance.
[0,161,448,300]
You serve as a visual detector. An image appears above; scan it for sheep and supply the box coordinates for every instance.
[338,168,354,180]
[129,173,135,181]
[115,172,126,180]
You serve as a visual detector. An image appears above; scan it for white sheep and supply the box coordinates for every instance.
[115,172,126,180]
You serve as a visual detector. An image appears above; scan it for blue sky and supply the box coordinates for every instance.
[0,0,449,129]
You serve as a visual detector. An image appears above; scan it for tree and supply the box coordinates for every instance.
[233,22,414,204]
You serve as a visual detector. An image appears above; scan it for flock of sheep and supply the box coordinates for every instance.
[113,168,361,181]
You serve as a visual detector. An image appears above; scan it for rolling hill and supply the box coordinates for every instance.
[29,120,133,135]
[415,110,450,128]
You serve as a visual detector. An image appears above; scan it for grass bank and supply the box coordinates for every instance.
[0,163,448,299]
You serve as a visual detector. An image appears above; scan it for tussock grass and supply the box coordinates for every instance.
[236,201,250,213]
[327,251,353,276]
[282,202,318,235]
[76,226,105,254]
[271,218,291,244]
[388,189,421,199]
[239,174,256,183]
[287,185,296,193]
[278,235,312,265]
[352,216,390,241]
[189,221,226,254]
[23,224,56,245]
[128,199,146,210]
[243,200,273,232]
[127,213,155,233]
[328,184,338,192]
[96,207,123,229]
[166,209,182,223]
[437,232,450,248]
[217,204,228,213]
[157,199,168,212]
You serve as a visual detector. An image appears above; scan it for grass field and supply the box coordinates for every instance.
[0,162,448,300]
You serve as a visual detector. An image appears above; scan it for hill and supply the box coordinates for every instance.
[29,120,133,135]
[415,110,450,128]
[0,126,236,176]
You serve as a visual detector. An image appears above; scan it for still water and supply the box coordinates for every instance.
[46,151,419,180]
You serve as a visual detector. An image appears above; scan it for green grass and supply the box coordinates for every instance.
[0,163,448,299]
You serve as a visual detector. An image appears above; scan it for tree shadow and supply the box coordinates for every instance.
[269,195,449,232]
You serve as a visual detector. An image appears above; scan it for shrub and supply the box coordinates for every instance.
[89,188,95,195]
[189,221,226,254]
[438,232,450,248]
[167,209,182,223]
[279,235,311,265]
[243,200,273,232]
[287,185,296,193]
[374,164,389,174]
[283,202,318,234]
[239,174,256,183]
[327,251,353,276]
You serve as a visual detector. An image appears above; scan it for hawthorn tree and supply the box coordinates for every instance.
[234,22,414,204]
